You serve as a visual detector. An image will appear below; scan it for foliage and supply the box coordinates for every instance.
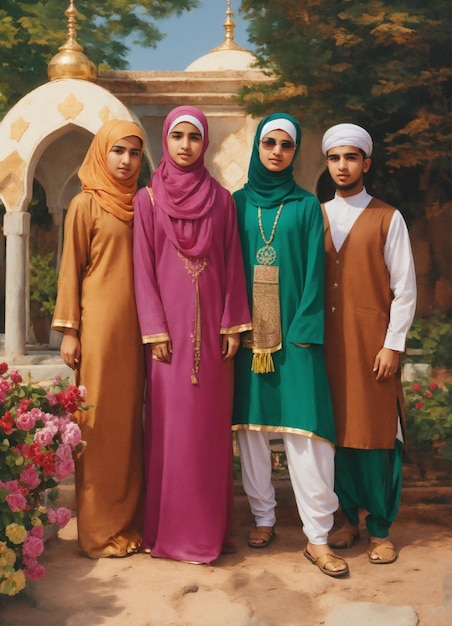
[238,0,451,223]
[405,310,452,368]
[403,380,452,459]
[0,364,86,596]
[29,181,53,234]
[0,0,198,118]
[29,253,58,318]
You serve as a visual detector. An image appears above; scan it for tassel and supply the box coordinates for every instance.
[191,374,199,385]
[251,352,275,374]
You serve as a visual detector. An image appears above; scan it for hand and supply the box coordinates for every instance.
[373,347,400,381]
[222,333,240,360]
[151,340,172,364]
[61,331,81,370]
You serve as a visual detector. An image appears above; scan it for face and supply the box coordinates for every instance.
[106,135,143,182]
[325,145,371,196]
[258,130,296,173]
[167,122,204,167]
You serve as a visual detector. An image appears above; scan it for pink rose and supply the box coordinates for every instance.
[25,562,46,581]
[412,383,422,391]
[55,444,75,480]
[46,392,59,407]
[9,370,22,384]
[55,458,75,481]
[0,379,12,393]
[34,426,56,447]
[78,385,87,400]
[16,411,38,431]
[429,382,438,391]
[416,401,424,409]
[20,465,40,489]
[61,422,81,447]
[29,526,44,538]
[0,379,12,404]
[22,535,44,558]
[0,362,8,375]
[0,479,19,492]
[30,408,43,420]
[6,492,27,512]
[47,507,71,528]
[41,413,59,428]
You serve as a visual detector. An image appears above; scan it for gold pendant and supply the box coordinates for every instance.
[256,244,277,266]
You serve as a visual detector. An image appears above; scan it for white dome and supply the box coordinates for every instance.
[185,2,257,72]
[185,48,257,72]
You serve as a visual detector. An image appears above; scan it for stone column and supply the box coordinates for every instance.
[48,205,65,350]
[3,212,31,356]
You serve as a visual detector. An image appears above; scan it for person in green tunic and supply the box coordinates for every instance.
[233,113,348,578]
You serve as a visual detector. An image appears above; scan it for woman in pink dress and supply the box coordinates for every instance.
[133,106,251,563]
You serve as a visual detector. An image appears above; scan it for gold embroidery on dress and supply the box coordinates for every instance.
[178,251,207,384]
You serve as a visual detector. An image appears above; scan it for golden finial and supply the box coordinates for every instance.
[209,0,248,53]
[48,0,97,82]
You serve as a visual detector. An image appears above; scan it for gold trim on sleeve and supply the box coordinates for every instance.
[220,323,252,335]
[142,333,171,345]
[51,319,79,331]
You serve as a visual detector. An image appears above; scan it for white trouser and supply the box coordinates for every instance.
[237,429,338,545]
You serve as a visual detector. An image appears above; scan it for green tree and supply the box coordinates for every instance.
[0,0,198,118]
[239,0,451,219]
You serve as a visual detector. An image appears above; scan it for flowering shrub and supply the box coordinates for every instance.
[403,380,452,458]
[0,363,86,596]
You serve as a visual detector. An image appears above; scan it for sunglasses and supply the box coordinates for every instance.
[261,137,296,151]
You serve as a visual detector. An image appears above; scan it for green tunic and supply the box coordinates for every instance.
[232,188,336,444]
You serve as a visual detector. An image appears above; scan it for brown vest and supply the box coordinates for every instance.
[322,198,405,449]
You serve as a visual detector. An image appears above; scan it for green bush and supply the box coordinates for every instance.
[403,379,452,459]
[29,252,58,317]
[405,311,452,369]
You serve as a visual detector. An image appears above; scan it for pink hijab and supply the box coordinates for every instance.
[151,106,219,258]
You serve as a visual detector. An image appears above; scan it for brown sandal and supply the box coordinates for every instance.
[367,540,397,564]
[304,549,349,578]
[248,526,275,549]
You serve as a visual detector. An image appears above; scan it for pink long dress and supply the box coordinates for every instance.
[133,185,251,563]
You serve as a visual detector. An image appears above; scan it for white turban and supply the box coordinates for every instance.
[167,114,204,140]
[260,118,298,145]
[322,123,373,157]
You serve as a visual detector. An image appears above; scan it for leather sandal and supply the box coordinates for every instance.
[367,540,397,564]
[328,528,359,549]
[248,526,275,549]
[304,549,349,578]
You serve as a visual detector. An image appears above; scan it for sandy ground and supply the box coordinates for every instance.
[1,461,451,626]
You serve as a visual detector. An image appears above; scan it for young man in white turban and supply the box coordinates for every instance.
[321,123,416,564]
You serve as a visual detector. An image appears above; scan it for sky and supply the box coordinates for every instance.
[125,1,253,71]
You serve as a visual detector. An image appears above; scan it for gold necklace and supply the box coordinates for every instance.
[256,203,284,265]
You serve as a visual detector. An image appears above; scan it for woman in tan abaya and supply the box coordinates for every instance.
[52,120,145,558]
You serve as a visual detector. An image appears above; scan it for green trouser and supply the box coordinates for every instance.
[334,440,403,538]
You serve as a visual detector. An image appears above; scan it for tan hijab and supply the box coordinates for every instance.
[78,119,145,222]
